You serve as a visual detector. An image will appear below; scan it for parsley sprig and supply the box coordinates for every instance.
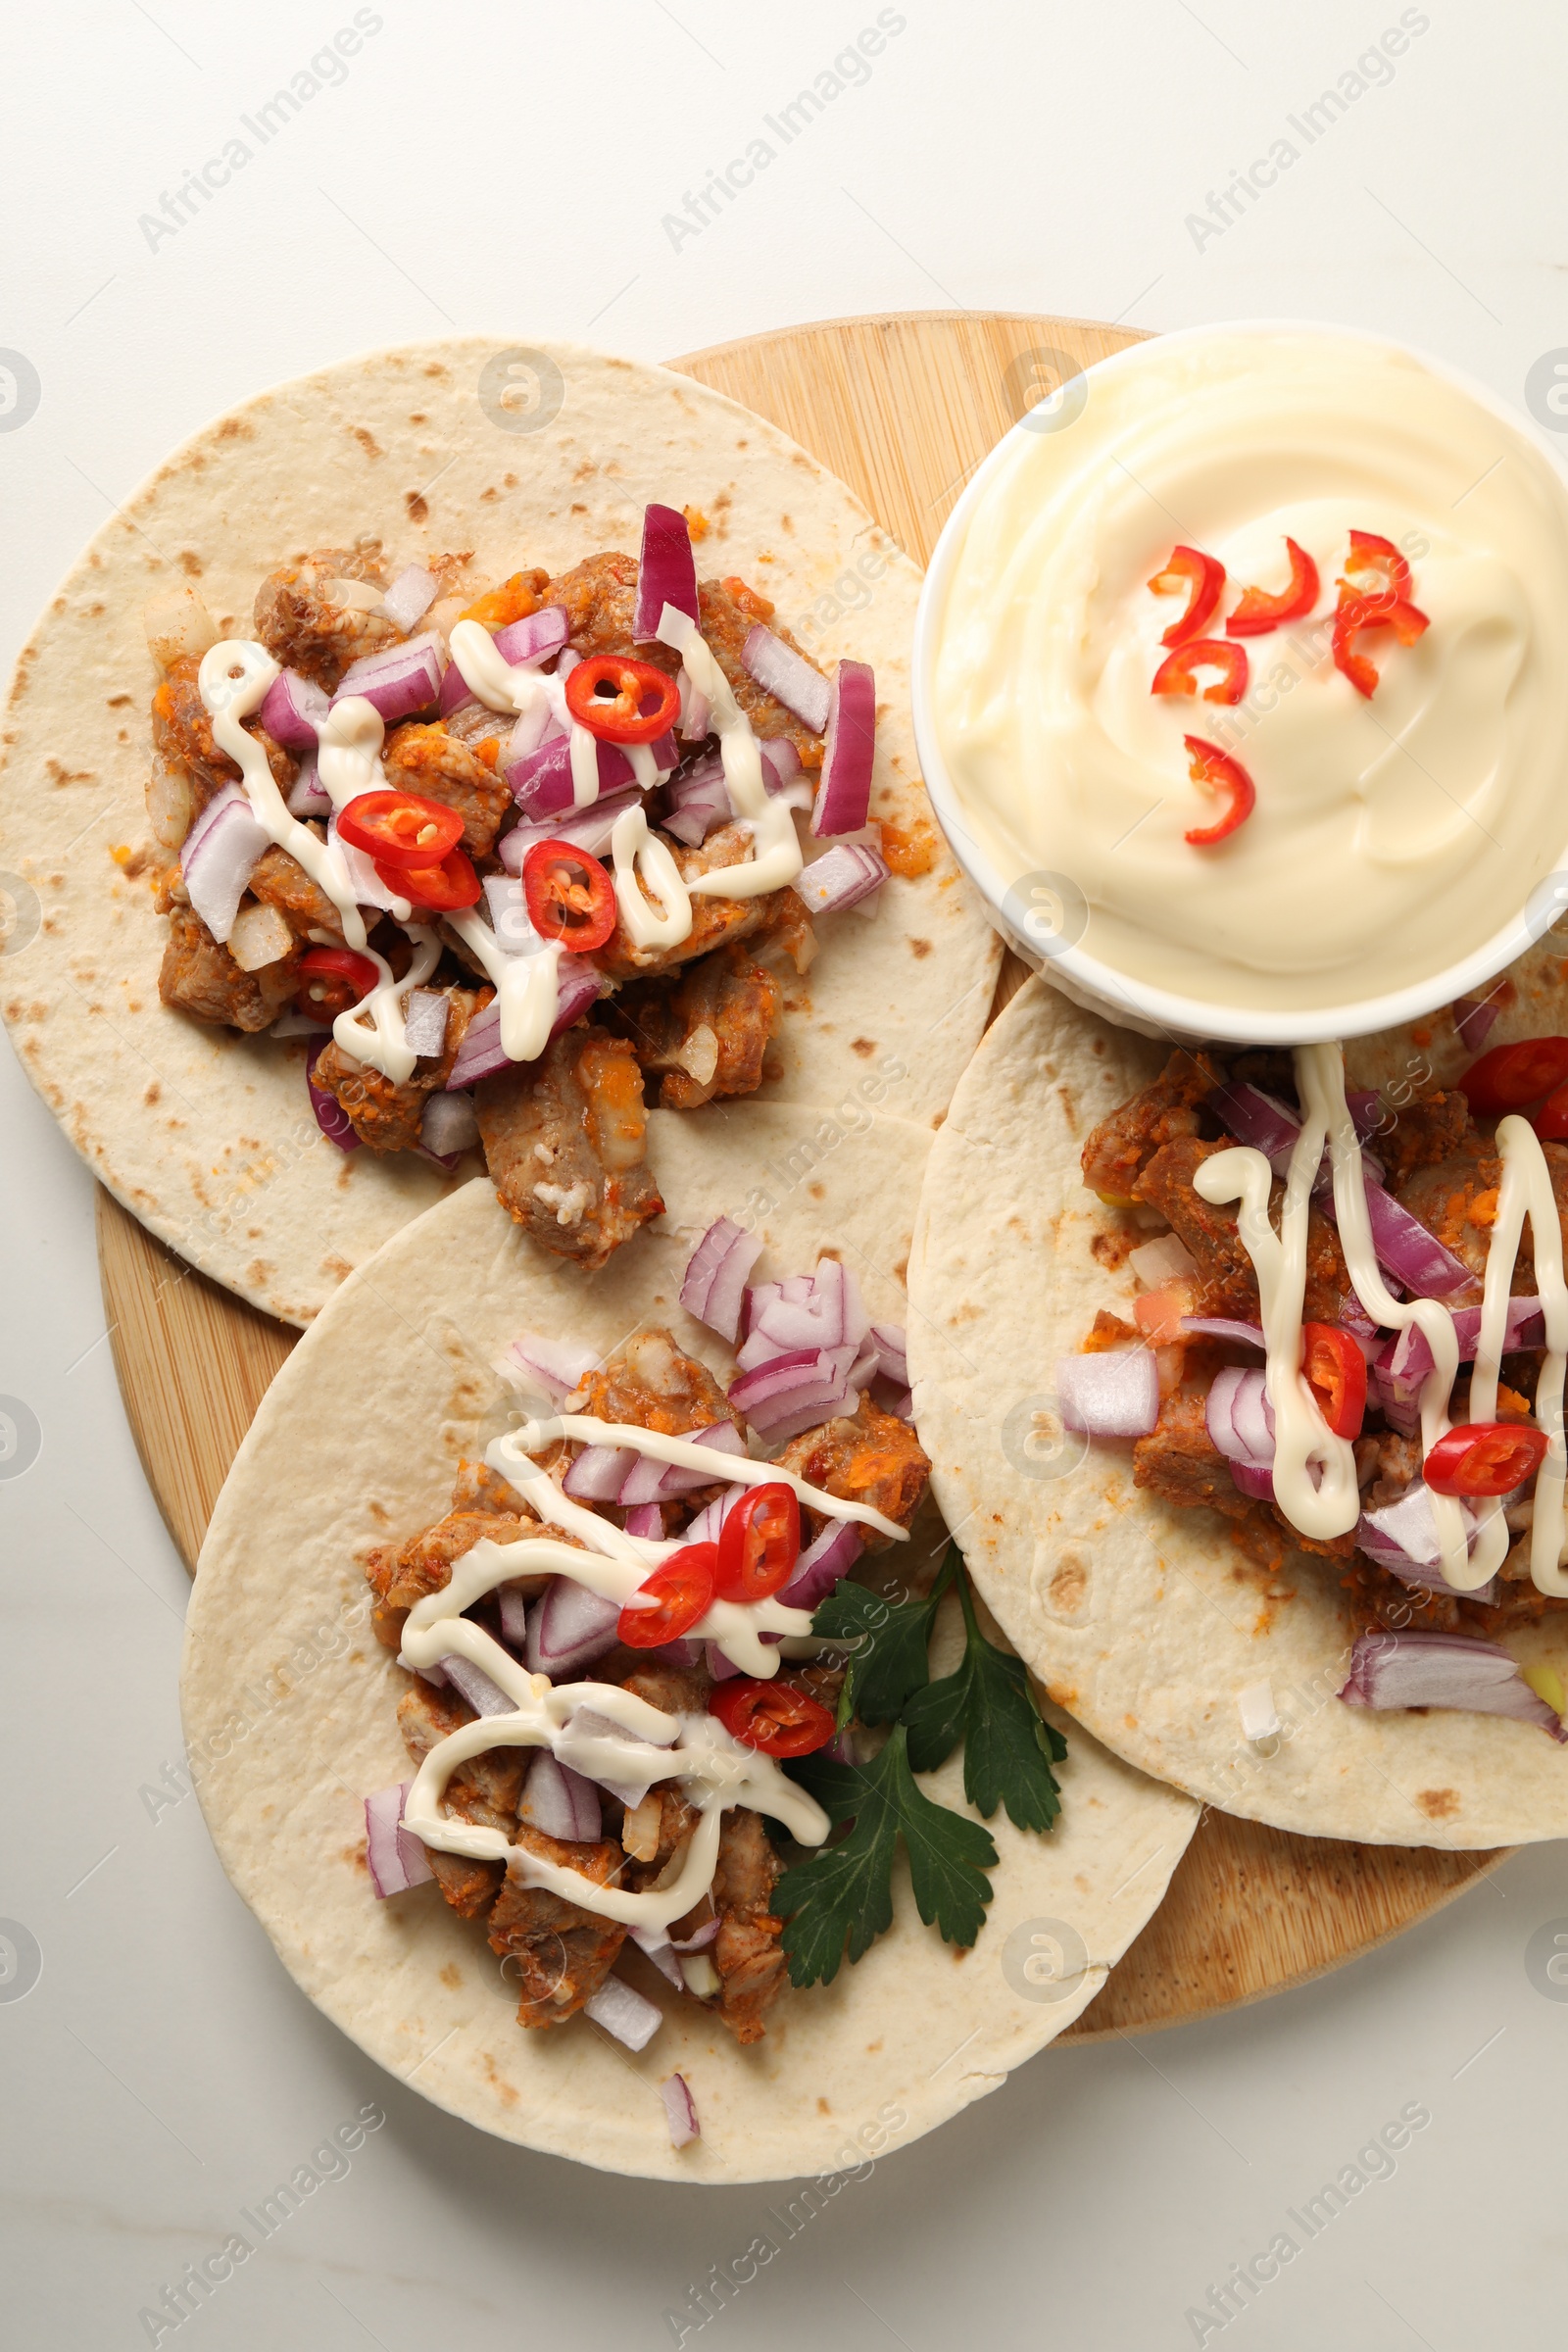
[770,1545,1067,1987]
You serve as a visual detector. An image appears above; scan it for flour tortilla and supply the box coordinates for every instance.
[0,336,998,1326]
[183,1113,1196,2182]
[907,974,1568,1849]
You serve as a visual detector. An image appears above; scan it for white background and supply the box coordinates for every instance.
[3,3,1566,2346]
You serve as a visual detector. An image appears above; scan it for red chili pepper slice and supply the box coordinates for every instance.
[1533,1080,1568,1143]
[337,790,465,870]
[1182,735,1256,848]
[713,1483,801,1605]
[1301,1322,1367,1440]
[1331,588,1430,698]
[1151,637,1250,706]
[564,655,682,745]
[618,1544,718,1648]
[1424,1422,1549,1498]
[1460,1036,1568,1117]
[1342,530,1412,605]
[376,844,482,912]
[1224,537,1320,637]
[708,1678,837,1757]
[296,944,380,1019]
[521,838,617,953]
[1147,546,1226,649]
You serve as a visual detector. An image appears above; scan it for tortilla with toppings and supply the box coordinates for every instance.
[908,974,1568,1848]
[182,1116,1197,2181]
[0,338,997,1325]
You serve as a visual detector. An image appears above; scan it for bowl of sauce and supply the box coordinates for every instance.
[913,322,1568,1043]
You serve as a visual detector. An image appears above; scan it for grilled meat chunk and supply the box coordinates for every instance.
[1081,1051,1222,1203]
[252,545,398,690]
[774,1394,930,1549]
[697,577,829,772]
[1392,1142,1568,1290]
[578,1327,742,1440]
[246,844,346,943]
[475,1025,662,1269]
[612,944,781,1110]
[1134,1380,1354,1561]
[488,1827,628,2027]
[612,1658,714,1716]
[158,903,300,1032]
[396,1679,524,1920]
[593,823,788,983]
[313,985,487,1155]
[367,1493,539,1649]
[1376,1088,1475,1188]
[151,654,296,823]
[1133,1133,1353,1322]
[381,721,514,859]
[710,1808,788,2043]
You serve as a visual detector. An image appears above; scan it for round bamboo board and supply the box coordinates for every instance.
[94,310,1502,2040]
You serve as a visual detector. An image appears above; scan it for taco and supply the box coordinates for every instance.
[0,337,996,1326]
[908,971,1568,1849]
[182,1117,1197,2181]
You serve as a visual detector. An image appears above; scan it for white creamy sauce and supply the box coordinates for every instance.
[930,327,1568,1015]
[1208,1041,1568,1594]
[397,1404,896,1928]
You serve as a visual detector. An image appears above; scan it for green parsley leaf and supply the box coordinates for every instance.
[772,1726,999,1987]
[903,1548,1067,1833]
[811,1549,956,1725]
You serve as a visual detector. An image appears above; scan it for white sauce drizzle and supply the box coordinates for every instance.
[1200,1042,1568,1594]
[447,907,565,1065]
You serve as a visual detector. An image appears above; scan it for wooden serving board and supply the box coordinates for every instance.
[94,310,1501,2039]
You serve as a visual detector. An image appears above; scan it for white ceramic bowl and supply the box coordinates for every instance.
[911,318,1568,1045]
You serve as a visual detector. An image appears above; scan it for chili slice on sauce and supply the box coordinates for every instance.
[1147,546,1226,649]
[713,1483,801,1605]
[618,1544,718,1648]
[1151,637,1250,706]
[1224,537,1320,637]
[1182,735,1256,847]
[1424,1423,1548,1498]
[564,655,682,745]
[337,790,464,869]
[1460,1036,1568,1117]
[1331,586,1430,698]
[1301,1322,1367,1440]
[709,1678,837,1757]
[1342,529,1413,605]
[296,945,380,1019]
[521,838,617,953]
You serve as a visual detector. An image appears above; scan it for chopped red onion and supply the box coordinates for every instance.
[1381,1297,1544,1390]
[623,1501,664,1541]
[729,1348,853,1439]
[402,988,450,1059]
[810,660,877,837]
[439,660,478,719]
[1357,1484,1492,1598]
[331,631,444,724]
[1339,1629,1565,1739]
[1358,1181,1476,1299]
[559,1705,677,1809]
[481,873,541,956]
[633,506,699,643]
[1206,1365,1275,1466]
[285,749,331,816]
[364,1782,433,1898]
[493,605,569,667]
[1229,1461,1276,1501]
[181,784,270,943]
[1054,1349,1160,1439]
[440,1655,514,1717]
[617,1422,747,1504]
[884,1387,914,1421]
[661,2072,701,2148]
[740,624,831,733]
[260,667,330,751]
[497,1581,530,1650]
[305,1039,360,1153]
[419,1090,477,1161]
[506,728,678,817]
[740,1258,869,1362]
[684,1485,748,1548]
[502,1332,601,1398]
[381,564,438,635]
[518,1748,603,1840]
[1345,1089,1386,1143]
[524,1578,621,1677]
[676,666,710,742]
[564,1445,637,1501]
[1206,1081,1301,1173]
[867,1324,907,1388]
[779,1519,862,1611]
[681,1217,765,1344]
[497,788,642,870]
[631,1926,687,1989]
[446,964,603,1089]
[270,1007,329,1040]
[706,1641,744,1681]
[1453,995,1501,1054]
[797,842,890,914]
[1181,1317,1267,1348]
[584,1974,663,2051]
